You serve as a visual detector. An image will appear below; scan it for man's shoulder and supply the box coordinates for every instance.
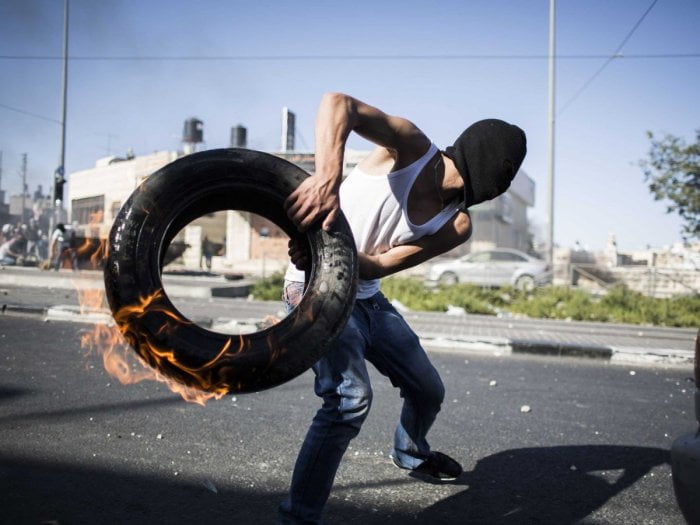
[359,137,434,174]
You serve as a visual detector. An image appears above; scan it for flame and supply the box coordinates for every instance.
[79,282,230,405]
[75,213,229,406]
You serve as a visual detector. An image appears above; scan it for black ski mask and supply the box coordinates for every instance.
[444,119,527,208]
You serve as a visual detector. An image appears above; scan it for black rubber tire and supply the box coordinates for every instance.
[514,274,535,292]
[104,148,358,394]
[439,271,458,286]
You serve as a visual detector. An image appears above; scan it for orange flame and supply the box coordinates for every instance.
[79,284,229,405]
[75,213,229,406]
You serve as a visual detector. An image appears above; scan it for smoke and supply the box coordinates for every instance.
[0,0,63,52]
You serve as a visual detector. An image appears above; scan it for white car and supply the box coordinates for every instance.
[426,248,551,290]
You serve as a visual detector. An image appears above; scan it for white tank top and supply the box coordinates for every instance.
[285,143,461,298]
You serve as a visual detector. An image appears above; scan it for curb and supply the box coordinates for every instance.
[417,334,693,367]
[0,272,251,299]
[2,304,694,367]
[510,339,612,360]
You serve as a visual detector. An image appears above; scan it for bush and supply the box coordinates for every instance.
[251,274,699,328]
[249,272,285,301]
[380,277,700,328]
[508,286,598,321]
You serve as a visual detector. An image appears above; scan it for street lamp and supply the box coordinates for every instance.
[53,0,69,232]
[260,226,269,279]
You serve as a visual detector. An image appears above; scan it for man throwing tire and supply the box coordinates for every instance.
[280,92,526,523]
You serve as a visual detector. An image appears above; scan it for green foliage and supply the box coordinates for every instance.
[380,277,700,328]
[508,286,597,321]
[251,273,699,327]
[380,278,499,314]
[640,130,700,239]
[249,272,285,301]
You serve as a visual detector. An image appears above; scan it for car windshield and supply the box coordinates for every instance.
[465,252,491,263]
[491,251,528,262]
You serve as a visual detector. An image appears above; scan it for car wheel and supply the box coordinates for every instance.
[104,148,358,394]
[439,271,458,286]
[514,274,536,292]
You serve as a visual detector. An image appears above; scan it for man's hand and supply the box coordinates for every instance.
[284,176,340,233]
[288,237,311,272]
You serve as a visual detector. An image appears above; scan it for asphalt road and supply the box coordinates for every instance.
[0,314,695,524]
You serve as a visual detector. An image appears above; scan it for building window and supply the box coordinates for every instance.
[111,201,121,220]
[497,193,514,224]
[72,195,105,225]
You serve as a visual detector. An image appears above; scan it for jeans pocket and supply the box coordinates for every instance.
[283,281,305,313]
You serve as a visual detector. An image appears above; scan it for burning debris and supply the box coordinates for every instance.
[77,225,229,405]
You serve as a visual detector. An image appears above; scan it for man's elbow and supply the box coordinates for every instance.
[455,212,473,243]
[321,92,353,110]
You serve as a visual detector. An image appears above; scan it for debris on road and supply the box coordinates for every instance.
[201,478,218,493]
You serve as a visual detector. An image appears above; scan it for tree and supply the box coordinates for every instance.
[640,130,700,240]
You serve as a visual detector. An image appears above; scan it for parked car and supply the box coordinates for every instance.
[425,248,551,290]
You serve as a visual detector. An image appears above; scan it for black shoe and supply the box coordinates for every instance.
[392,451,463,481]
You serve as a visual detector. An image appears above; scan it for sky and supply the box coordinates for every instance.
[1,0,698,252]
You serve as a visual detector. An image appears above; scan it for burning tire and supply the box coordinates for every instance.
[104,148,357,394]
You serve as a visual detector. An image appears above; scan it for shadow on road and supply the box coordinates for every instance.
[1,445,669,524]
[0,395,183,426]
[0,385,33,400]
[414,445,670,524]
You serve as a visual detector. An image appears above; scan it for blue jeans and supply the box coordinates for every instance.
[278,281,445,524]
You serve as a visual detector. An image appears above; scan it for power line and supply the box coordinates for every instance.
[557,0,660,116]
[0,52,698,62]
[0,102,62,124]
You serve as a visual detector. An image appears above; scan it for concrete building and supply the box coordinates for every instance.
[5,185,55,232]
[69,151,180,238]
[454,168,536,256]
[553,237,700,298]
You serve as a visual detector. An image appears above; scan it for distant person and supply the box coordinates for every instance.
[23,220,41,261]
[0,233,24,266]
[49,223,77,271]
[0,223,12,244]
[279,92,526,523]
[201,235,214,271]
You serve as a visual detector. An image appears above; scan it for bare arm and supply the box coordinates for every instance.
[358,211,472,280]
[48,238,57,259]
[284,92,430,232]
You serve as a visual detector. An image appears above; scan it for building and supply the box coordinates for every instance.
[5,185,55,232]
[452,168,536,256]
[69,151,180,238]
[552,237,700,298]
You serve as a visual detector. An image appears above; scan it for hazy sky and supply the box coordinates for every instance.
[1,0,698,251]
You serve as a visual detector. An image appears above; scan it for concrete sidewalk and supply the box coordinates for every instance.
[1,265,696,367]
[0,265,252,299]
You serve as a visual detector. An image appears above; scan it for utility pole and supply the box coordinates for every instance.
[546,0,556,266]
[21,154,28,224]
[53,0,69,229]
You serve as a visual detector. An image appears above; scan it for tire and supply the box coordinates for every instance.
[104,148,358,394]
[439,271,458,286]
[514,274,535,292]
